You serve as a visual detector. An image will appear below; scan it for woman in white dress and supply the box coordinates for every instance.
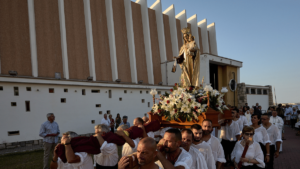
[231,126,265,169]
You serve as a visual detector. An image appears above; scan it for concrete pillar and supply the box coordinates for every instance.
[28,0,38,77]
[105,0,118,81]
[58,0,69,79]
[124,0,138,83]
[267,85,274,106]
[136,0,154,84]
[83,0,96,81]
[200,54,209,84]
[175,10,187,29]
[187,14,200,48]
[163,4,179,57]
[198,19,209,54]
[207,23,218,55]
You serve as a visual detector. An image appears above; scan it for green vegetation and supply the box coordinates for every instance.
[0,150,45,169]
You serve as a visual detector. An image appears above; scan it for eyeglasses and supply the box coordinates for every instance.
[244,133,254,136]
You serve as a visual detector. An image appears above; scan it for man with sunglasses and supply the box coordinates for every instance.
[219,109,241,167]
[261,113,282,169]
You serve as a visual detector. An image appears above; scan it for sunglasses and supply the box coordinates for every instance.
[244,133,254,136]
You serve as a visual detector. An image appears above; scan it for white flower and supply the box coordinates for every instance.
[211,90,220,96]
[221,87,228,93]
[150,89,157,96]
[181,105,190,114]
[204,84,213,92]
[152,104,158,112]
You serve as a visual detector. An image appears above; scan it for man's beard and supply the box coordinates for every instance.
[164,146,177,153]
[193,138,201,142]
[203,130,211,136]
[138,160,146,166]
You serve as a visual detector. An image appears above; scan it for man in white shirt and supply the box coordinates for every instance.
[238,109,249,127]
[270,110,284,152]
[118,137,161,169]
[93,124,118,169]
[191,124,216,169]
[261,113,282,169]
[219,109,241,166]
[284,104,293,125]
[201,119,226,169]
[50,132,93,169]
[181,129,208,169]
[100,114,112,130]
[156,128,192,169]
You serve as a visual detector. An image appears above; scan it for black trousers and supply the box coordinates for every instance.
[240,164,262,169]
[265,145,275,169]
[258,142,266,158]
[291,119,297,128]
[221,139,237,165]
[96,163,118,169]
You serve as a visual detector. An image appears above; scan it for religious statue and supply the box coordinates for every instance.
[173,27,200,87]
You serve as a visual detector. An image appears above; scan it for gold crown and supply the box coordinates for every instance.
[181,27,191,34]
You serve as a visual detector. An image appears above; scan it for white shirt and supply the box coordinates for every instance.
[245,112,252,124]
[192,142,216,169]
[153,130,162,142]
[233,119,243,133]
[231,141,265,168]
[160,127,172,137]
[284,107,293,117]
[239,115,249,127]
[264,124,282,145]
[205,135,226,163]
[94,141,118,166]
[253,126,271,145]
[220,121,241,141]
[270,116,284,130]
[100,118,111,127]
[57,152,93,169]
[188,146,208,169]
[147,131,155,139]
[156,147,192,169]
[122,138,140,157]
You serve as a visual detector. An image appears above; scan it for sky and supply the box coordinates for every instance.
[144,0,300,104]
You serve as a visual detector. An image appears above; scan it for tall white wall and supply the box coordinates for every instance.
[187,14,200,48]
[163,4,178,57]
[105,0,118,81]
[136,0,154,84]
[0,82,170,143]
[124,0,138,83]
[198,19,209,54]
[83,0,96,81]
[28,0,38,77]
[247,95,269,111]
[207,23,218,55]
[175,10,187,29]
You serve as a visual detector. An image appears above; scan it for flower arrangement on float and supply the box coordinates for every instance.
[150,83,229,122]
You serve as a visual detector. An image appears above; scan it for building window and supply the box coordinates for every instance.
[91,120,95,124]
[119,98,122,101]
[96,104,101,108]
[14,87,19,96]
[99,111,102,115]
[11,102,17,106]
[107,110,110,114]
[148,102,150,107]
[64,89,68,92]
[146,91,149,94]
[158,91,161,94]
[124,90,127,94]
[25,101,30,112]
[8,131,20,136]
[140,91,142,94]
[49,88,54,93]
[257,89,262,94]
[251,89,256,94]
[263,90,268,95]
[82,89,86,95]
[0,86,3,90]
[108,90,112,98]
[61,98,66,103]
[91,90,100,93]
[142,99,145,103]
[246,88,249,94]
[26,87,31,91]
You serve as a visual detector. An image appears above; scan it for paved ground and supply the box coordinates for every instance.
[0,144,43,155]
[274,125,300,169]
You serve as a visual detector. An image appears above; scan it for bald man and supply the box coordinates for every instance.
[118,137,161,169]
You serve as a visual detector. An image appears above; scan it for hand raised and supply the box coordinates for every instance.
[118,156,129,169]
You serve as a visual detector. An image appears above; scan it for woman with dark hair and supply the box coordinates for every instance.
[231,126,265,169]
[251,114,271,164]
[115,113,121,129]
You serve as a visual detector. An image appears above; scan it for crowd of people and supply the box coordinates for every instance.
[38,102,300,169]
